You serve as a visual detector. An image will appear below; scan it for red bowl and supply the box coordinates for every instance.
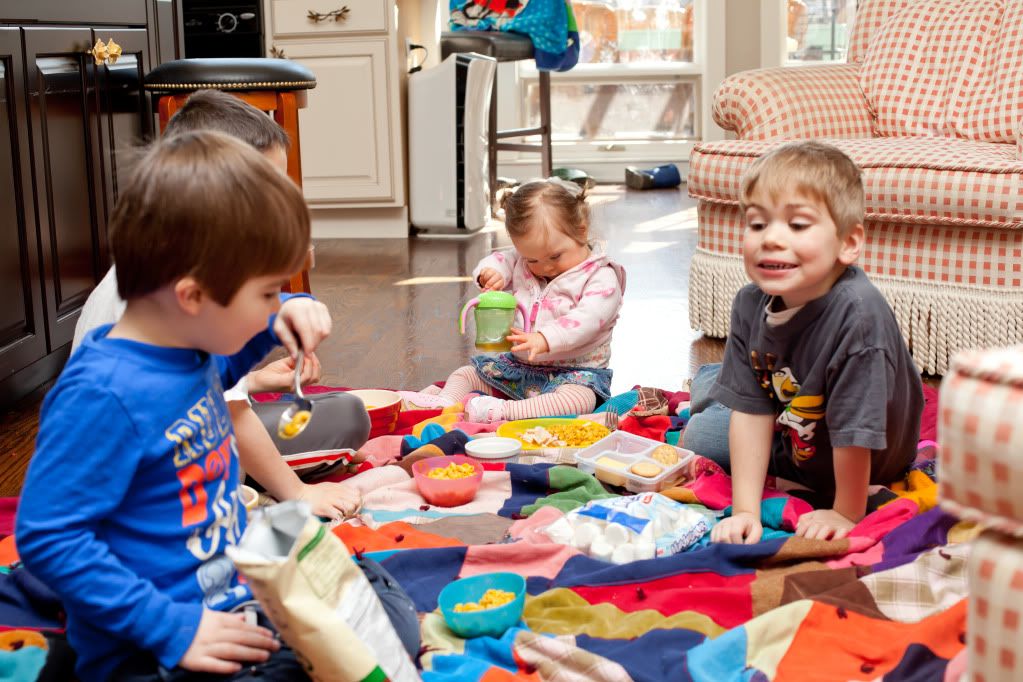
[412,455,484,507]
[348,389,402,439]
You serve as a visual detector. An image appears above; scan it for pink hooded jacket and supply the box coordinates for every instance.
[472,242,626,368]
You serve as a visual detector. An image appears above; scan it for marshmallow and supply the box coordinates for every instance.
[603,523,630,548]
[544,517,575,545]
[611,544,635,565]
[589,537,613,561]
[572,522,602,551]
[634,540,656,560]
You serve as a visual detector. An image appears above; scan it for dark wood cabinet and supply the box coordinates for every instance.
[0,28,48,379]
[0,3,166,407]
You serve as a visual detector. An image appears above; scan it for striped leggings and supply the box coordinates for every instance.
[438,365,597,419]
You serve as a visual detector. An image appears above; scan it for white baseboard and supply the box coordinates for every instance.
[311,206,410,239]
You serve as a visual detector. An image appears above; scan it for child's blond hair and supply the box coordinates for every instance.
[500,179,590,246]
[740,141,864,236]
[110,130,309,305]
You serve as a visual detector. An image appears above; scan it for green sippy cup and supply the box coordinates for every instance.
[459,291,530,353]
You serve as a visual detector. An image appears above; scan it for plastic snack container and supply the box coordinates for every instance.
[575,431,693,493]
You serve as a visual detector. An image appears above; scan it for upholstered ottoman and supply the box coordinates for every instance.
[939,345,1023,681]
[967,532,1023,682]
[939,345,1023,533]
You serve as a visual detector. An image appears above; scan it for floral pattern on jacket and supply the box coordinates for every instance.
[472,241,626,368]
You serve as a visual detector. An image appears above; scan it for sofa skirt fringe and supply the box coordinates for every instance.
[688,249,1023,376]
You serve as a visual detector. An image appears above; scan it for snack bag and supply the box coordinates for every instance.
[227,501,420,682]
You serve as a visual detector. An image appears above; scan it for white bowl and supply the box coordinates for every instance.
[465,436,522,463]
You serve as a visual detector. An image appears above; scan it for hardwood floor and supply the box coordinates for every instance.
[0,185,723,497]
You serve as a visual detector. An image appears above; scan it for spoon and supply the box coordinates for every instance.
[277,350,314,439]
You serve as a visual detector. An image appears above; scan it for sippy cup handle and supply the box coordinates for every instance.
[516,301,531,333]
[459,297,480,335]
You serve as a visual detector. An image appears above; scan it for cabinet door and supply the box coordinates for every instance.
[23,27,106,350]
[92,27,151,241]
[0,28,47,378]
[282,39,398,205]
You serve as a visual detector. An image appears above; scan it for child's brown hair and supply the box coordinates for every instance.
[109,130,309,305]
[164,89,291,153]
[500,179,590,246]
[740,141,864,236]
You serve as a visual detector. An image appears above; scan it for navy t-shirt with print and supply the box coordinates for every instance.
[709,266,923,499]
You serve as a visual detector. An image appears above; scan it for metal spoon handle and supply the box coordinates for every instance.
[293,350,305,399]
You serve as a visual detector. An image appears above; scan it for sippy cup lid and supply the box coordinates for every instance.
[476,291,518,309]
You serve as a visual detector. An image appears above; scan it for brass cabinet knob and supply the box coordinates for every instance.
[87,38,122,65]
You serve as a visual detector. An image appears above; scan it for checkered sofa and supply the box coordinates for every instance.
[938,345,1023,679]
[687,0,1023,375]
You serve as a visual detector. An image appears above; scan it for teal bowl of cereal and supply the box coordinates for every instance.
[437,572,526,638]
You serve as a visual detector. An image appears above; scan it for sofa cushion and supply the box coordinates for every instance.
[858,0,1023,143]
[847,0,919,64]
[693,200,1023,290]
[690,137,1023,228]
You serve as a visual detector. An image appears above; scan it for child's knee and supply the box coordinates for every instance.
[682,412,731,471]
[451,365,478,379]
[561,385,597,414]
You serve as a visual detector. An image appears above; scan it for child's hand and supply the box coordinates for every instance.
[296,482,362,521]
[248,352,322,393]
[477,268,505,291]
[795,509,855,541]
[179,610,279,674]
[274,297,331,358]
[711,511,762,544]
[507,329,549,361]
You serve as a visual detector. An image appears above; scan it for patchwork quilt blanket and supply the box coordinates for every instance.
[0,385,970,681]
[325,384,970,681]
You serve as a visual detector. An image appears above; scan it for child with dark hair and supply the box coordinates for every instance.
[72,89,366,521]
[17,131,326,680]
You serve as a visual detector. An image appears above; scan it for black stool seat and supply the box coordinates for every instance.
[440,31,535,62]
[144,58,316,92]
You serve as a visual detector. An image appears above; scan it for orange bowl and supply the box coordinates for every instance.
[348,389,402,439]
[412,455,484,507]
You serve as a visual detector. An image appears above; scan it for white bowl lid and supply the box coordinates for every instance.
[466,437,522,459]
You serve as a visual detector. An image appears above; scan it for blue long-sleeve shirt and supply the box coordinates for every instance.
[16,301,298,681]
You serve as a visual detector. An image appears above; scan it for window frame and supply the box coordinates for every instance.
[500,0,725,177]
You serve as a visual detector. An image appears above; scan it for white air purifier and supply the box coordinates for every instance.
[409,52,496,233]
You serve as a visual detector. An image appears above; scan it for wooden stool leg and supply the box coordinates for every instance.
[274,91,311,295]
[274,91,303,189]
[538,70,553,178]
[157,95,181,134]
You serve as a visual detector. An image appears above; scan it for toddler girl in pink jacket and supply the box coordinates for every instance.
[439,179,626,422]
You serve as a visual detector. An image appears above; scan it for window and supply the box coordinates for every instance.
[786,0,857,63]
[505,0,723,173]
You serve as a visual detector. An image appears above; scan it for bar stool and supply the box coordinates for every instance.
[440,32,553,213]
[144,58,316,294]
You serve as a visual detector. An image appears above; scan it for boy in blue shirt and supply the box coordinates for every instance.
[16,130,329,680]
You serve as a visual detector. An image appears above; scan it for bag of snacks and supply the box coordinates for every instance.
[227,501,420,682]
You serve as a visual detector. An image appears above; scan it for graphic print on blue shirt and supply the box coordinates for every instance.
[166,379,245,607]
